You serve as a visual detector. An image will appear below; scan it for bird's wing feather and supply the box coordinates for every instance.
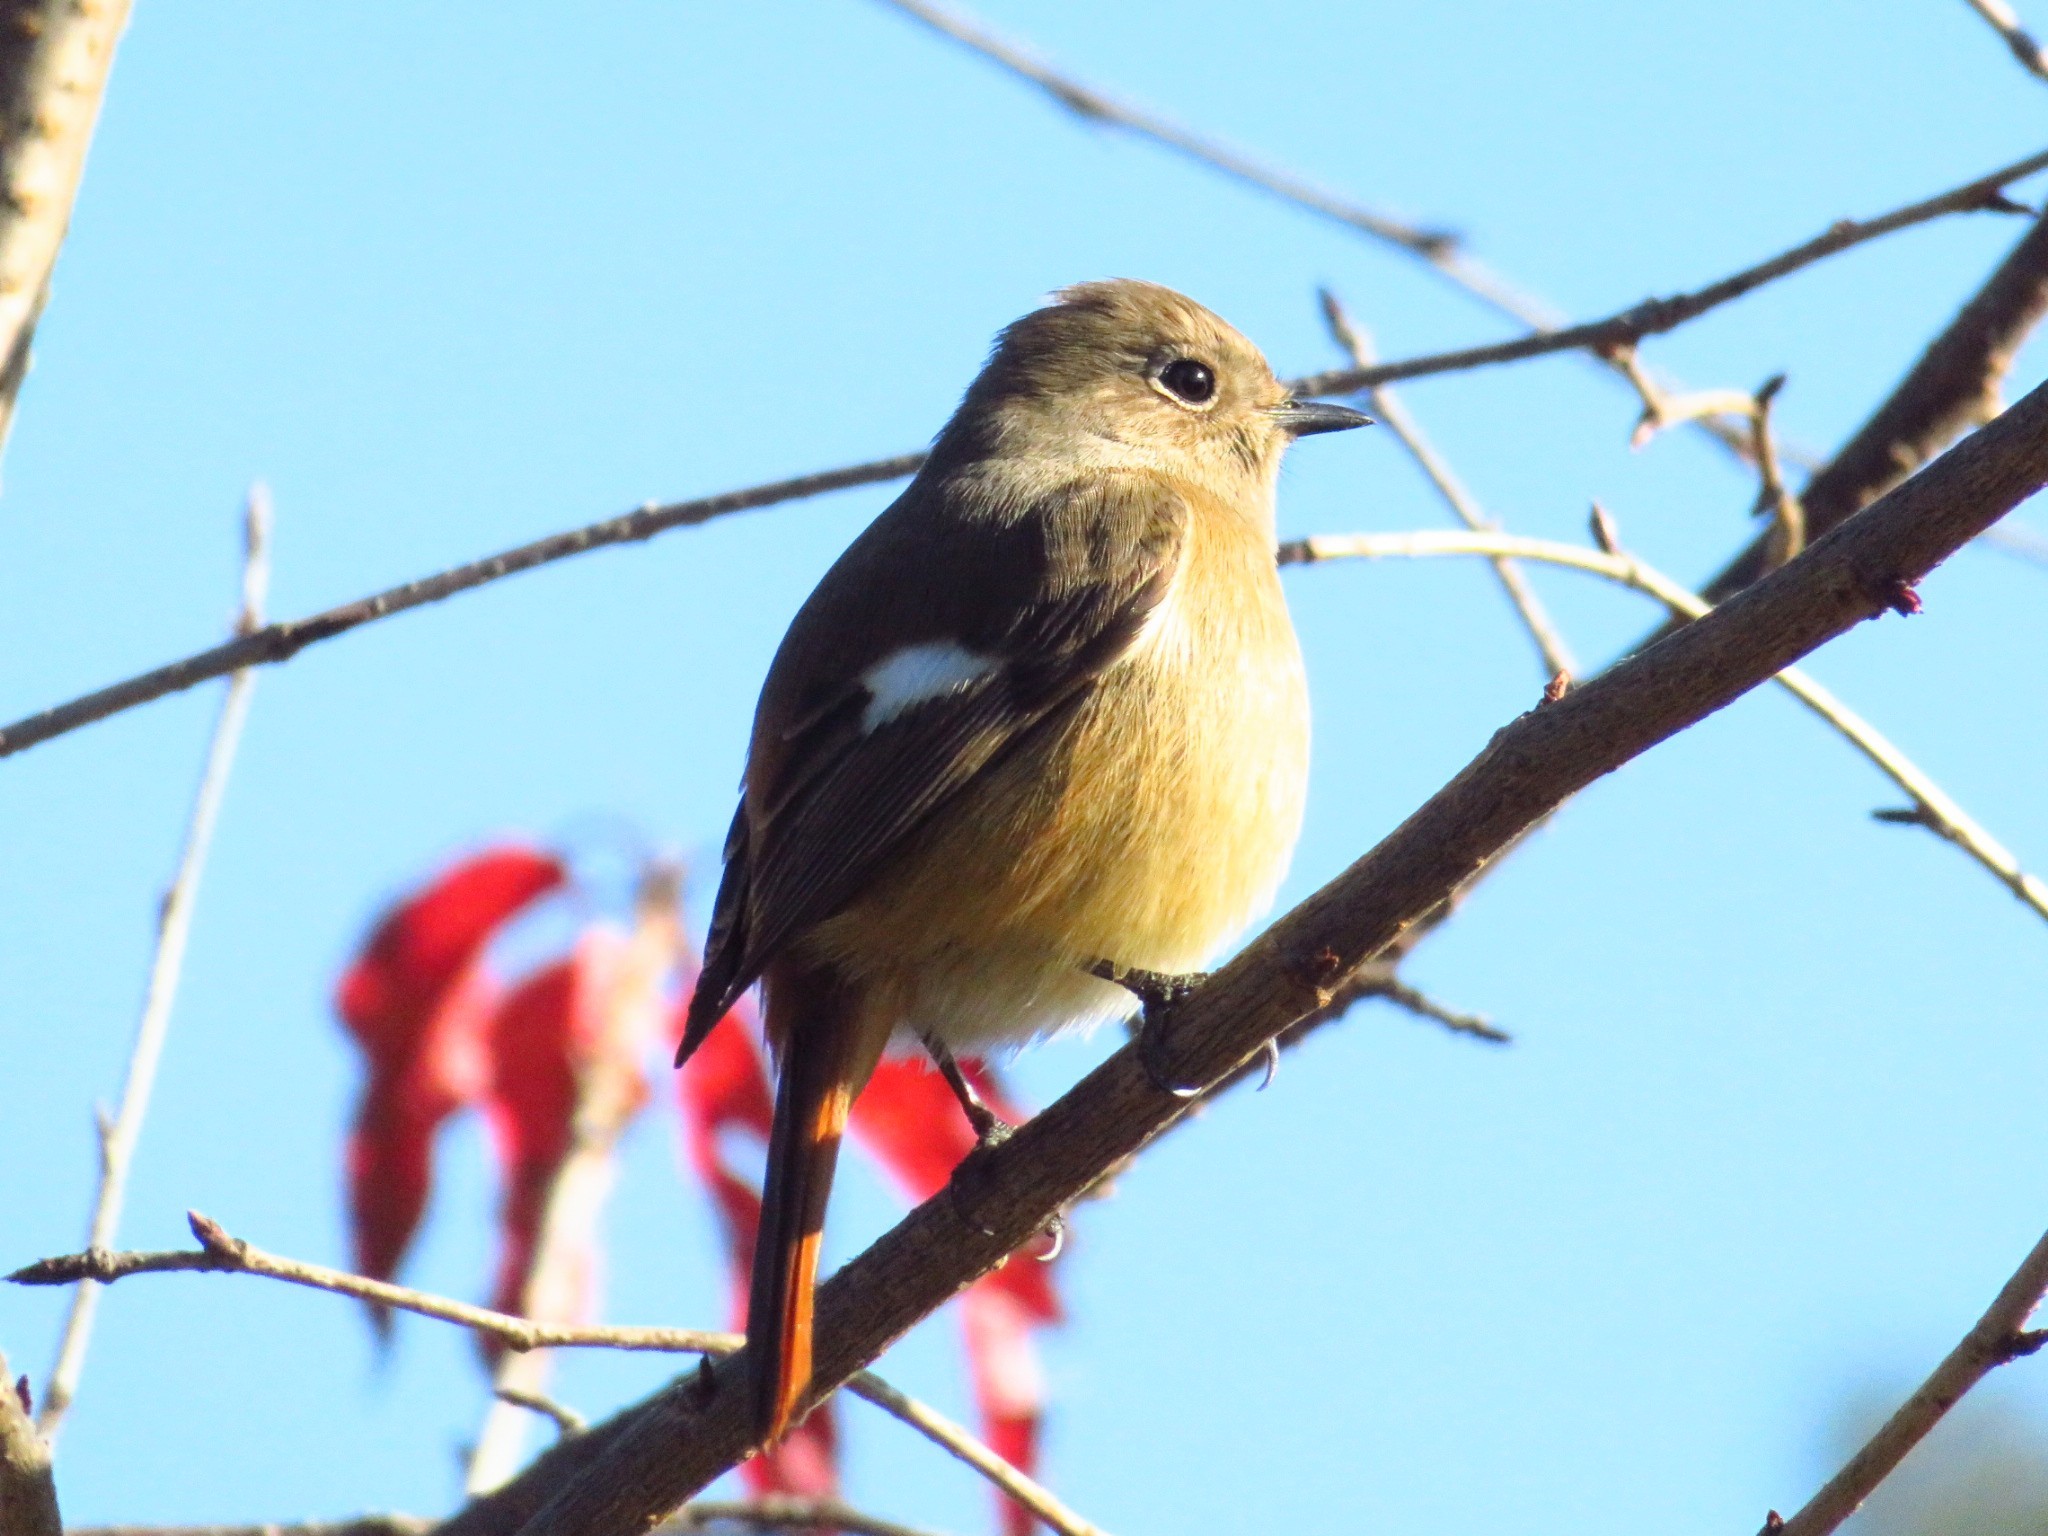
[677,470,1188,1058]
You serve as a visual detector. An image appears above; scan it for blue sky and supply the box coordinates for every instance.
[4,3,2047,1532]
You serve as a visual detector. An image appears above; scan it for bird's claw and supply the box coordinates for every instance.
[1089,961,1210,1097]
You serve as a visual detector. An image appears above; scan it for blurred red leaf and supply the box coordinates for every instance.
[480,941,592,1329]
[335,845,565,1325]
[482,889,683,1340]
[674,999,840,1498]
[853,1058,1061,1535]
[962,1285,1047,1536]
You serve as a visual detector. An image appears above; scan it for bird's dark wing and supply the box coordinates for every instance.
[677,470,1187,1062]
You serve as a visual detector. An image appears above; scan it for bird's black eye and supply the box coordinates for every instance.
[1158,358,1216,404]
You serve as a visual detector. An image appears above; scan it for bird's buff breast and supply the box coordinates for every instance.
[804,528,1309,1052]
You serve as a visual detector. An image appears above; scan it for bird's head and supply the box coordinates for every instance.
[945,278,1369,496]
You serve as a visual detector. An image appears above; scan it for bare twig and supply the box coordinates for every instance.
[429,353,2048,1536]
[1610,354,1807,567]
[0,0,132,464]
[9,1211,741,1356]
[4,146,2038,765]
[872,0,1534,307]
[1317,289,1577,682]
[1983,516,2048,565]
[1962,0,2048,83]
[37,488,273,1442]
[1747,377,1808,568]
[11,1214,1100,1536]
[1281,525,2048,928]
[0,1350,58,1536]
[1772,1225,2048,1536]
[1363,975,1509,1044]
[869,0,2011,466]
[493,1388,586,1441]
[0,454,922,760]
[839,1369,1106,1536]
[1609,343,1759,448]
[1287,144,2048,399]
[1699,210,2048,610]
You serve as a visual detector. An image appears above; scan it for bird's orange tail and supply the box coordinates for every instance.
[748,964,881,1444]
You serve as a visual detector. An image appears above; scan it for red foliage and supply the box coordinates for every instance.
[334,845,565,1323]
[675,1001,840,1498]
[337,843,1063,1529]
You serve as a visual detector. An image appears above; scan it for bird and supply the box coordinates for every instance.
[675,278,1370,1444]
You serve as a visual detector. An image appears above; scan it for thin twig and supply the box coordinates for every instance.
[1286,143,2048,399]
[1609,342,1759,448]
[0,0,134,466]
[69,1523,433,1536]
[0,454,922,760]
[872,0,1535,307]
[1609,353,1807,567]
[1363,975,1509,1044]
[1279,526,2048,928]
[1318,288,1576,682]
[0,1349,58,1536]
[867,0,1889,466]
[9,1212,742,1356]
[36,488,273,1442]
[1983,517,2048,565]
[840,1369,1106,1536]
[10,1213,1099,1536]
[493,1388,586,1441]
[1962,0,2048,83]
[4,145,2039,765]
[431,367,2048,1536]
[1698,209,2048,611]
[1747,376,1808,568]
[1772,1225,2048,1536]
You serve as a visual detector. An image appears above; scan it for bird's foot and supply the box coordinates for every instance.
[1088,961,1210,1097]
[921,1032,1014,1155]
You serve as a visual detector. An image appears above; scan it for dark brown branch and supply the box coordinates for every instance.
[429,356,2048,1536]
[1772,1224,2048,1536]
[1701,209,2048,607]
[5,146,2039,765]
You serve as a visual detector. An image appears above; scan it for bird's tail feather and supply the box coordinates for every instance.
[748,964,881,1444]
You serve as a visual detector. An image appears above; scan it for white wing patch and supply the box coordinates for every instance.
[860,641,998,732]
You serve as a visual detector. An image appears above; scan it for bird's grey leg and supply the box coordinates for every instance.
[920,1031,1013,1151]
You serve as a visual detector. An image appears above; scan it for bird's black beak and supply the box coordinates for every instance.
[1271,397,1374,436]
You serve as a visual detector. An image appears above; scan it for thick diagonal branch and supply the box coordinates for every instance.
[428,350,2048,1536]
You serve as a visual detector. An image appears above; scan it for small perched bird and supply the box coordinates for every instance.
[677,279,1369,1442]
